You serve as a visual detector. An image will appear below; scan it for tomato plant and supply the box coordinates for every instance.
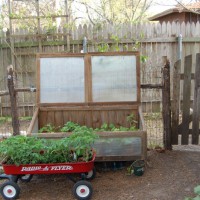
[60,121,80,132]
[39,113,138,134]
[39,123,56,133]
[0,129,98,165]
[94,122,137,132]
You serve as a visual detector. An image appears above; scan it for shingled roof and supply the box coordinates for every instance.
[149,2,200,21]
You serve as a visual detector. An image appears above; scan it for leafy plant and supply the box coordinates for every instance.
[109,123,115,131]
[127,165,134,176]
[129,126,138,131]
[39,120,138,134]
[185,185,200,200]
[39,124,56,133]
[97,43,109,52]
[110,34,120,51]
[0,136,47,165]
[140,55,148,63]
[60,121,80,132]
[126,113,138,127]
[94,122,137,132]
[66,129,98,162]
[0,130,98,165]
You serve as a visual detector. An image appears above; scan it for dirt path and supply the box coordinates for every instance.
[1,149,200,200]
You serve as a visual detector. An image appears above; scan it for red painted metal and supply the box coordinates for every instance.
[7,189,12,194]
[2,154,95,175]
[80,189,85,193]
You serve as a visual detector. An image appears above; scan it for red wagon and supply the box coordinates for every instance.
[0,154,96,200]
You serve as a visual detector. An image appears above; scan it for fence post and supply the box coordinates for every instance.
[7,65,20,135]
[192,53,200,144]
[162,57,172,150]
[171,60,181,144]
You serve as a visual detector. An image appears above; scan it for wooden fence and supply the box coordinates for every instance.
[0,21,200,116]
[172,53,200,145]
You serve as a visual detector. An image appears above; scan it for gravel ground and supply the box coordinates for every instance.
[1,149,200,200]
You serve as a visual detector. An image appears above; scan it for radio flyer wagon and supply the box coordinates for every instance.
[0,153,96,200]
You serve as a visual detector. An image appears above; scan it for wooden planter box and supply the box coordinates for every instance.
[28,106,147,161]
[27,52,147,161]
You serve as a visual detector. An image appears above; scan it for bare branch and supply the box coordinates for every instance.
[175,0,200,15]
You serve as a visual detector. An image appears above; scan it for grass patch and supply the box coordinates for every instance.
[19,116,32,121]
[0,116,12,124]
[0,116,32,125]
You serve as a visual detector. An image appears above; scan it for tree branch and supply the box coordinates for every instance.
[175,0,200,15]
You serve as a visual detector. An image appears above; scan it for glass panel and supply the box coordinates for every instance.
[93,137,142,156]
[40,57,84,103]
[92,55,137,102]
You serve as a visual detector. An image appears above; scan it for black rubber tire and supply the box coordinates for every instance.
[19,174,33,182]
[85,168,96,180]
[73,180,93,200]
[0,181,20,200]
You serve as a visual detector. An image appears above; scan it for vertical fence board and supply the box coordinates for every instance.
[172,60,181,144]
[181,55,192,145]
[63,111,72,124]
[85,111,92,128]
[192,53,200,144]
[162,57,172,149]
[92,111,102,128]
[54,111,64,129]
[46,111,55,125]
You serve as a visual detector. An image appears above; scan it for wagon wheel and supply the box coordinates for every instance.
[73,180,93,200]
[19,174,33,182]
[0,181,20,200]
[84,168,96,180]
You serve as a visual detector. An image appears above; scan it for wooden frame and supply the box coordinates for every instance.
[88,52,140,103]
[28,106,147,161]
[36,51,140,106]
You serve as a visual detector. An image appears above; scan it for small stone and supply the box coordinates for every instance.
[184,187,191,192]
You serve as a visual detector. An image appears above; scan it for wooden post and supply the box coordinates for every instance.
[8,0,15,69]
[7,65,20,135]
[181,55,192,145]
[192,53,200,144]
[162,57,172,150]
[171,60,181,144]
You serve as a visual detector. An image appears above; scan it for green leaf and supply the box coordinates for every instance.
[194,186,200,195]
[109,123,115,129]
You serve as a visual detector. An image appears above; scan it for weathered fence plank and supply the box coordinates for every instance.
[181,55,192,145]
[7,66,20,135]
[192,53,200,144]
[162,57,172,150]
[172,60,181,145]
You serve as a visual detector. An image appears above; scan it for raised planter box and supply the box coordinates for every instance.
[27,52,147,162]
[28,106,147,161]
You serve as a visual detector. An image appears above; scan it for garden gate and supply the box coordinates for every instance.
[172,53,200,145]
